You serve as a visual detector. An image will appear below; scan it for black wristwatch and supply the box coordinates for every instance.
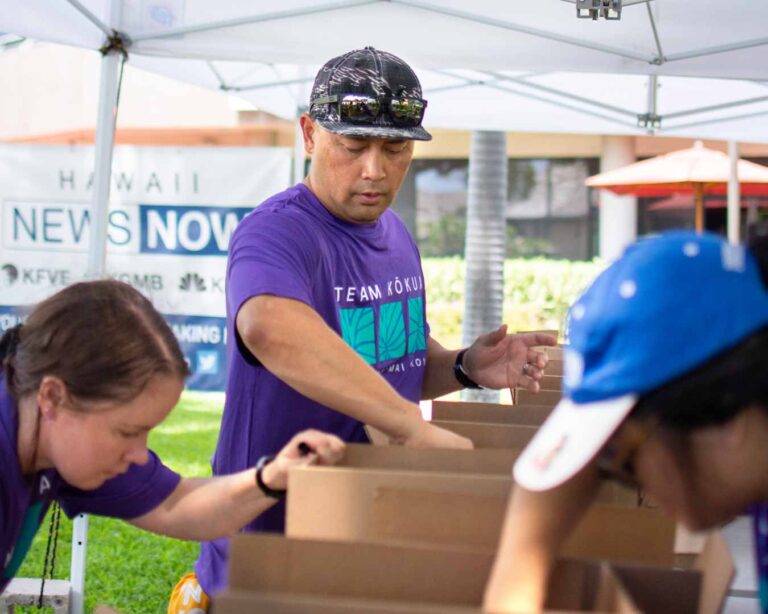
[255,455,286,500]
[453,349,483,389]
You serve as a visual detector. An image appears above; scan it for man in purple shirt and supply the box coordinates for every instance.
[187,47,555,606]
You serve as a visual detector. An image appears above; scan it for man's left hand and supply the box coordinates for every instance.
[463,325,557,393]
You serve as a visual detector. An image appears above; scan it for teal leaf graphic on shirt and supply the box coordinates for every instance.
[407,297,427,352]
[339,307,376,364]
[379,301,406,361]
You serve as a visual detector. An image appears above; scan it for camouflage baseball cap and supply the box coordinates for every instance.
[308,47,432,141]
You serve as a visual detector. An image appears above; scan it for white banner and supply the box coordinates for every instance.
[0,144,293,389]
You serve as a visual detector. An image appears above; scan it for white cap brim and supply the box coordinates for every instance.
[514,394,638,492]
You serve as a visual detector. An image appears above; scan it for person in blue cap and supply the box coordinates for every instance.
[483,228,768,613]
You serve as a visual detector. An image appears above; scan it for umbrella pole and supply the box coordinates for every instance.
[694,183,705,233]
[727,141,740,244]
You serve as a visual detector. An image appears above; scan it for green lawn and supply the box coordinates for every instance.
[17,392,224,614]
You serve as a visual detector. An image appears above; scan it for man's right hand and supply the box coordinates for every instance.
[397,420,474,450]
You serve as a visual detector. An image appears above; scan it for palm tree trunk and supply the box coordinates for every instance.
[461,131,507,402]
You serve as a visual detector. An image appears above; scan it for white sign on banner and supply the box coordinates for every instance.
[0,144,293,390]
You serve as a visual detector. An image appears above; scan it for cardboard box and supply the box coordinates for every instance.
[341,443,519,475]
[286,465,641,546]
[368,491,675,564]
[217,535,641,613]
[520,329,560,338]
[214,591,483,613]
[430,420,538,449]
[287,467,512,543]
[536,374,564,391]
[215,534,726,613]
[431,401,553,426]
[214,568,639,614]
[537,345,565,360]
[543,359,565,377]
[515,389,562,408]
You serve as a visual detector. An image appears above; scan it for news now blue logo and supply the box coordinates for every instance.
[139,205,252,256]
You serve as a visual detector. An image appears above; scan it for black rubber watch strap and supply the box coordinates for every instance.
[255,455,286,500]
[453,349,483,389]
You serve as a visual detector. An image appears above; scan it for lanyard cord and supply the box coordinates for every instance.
[37,501,61,609]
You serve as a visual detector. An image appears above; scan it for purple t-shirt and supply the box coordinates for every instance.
[195,183,429,595]
[0,376,181,592]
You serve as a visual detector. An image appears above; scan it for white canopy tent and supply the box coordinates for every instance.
[5,0,768,140]
[3,0,768,270]
[125,59,768,142]
[3,1,768,611]
[5,0,768,79]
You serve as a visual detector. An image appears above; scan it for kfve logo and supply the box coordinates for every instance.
[1,264,19,288]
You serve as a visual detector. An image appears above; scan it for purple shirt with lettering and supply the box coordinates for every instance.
[195,183,429,595]
[0,376,181,591]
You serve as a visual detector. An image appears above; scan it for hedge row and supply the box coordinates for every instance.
[422,257,604,347]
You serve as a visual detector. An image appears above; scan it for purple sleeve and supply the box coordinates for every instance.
[57,450,181,520]
[227,210,317,319]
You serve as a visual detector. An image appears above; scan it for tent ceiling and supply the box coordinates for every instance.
[3,0,768,141]
[5,0,768,78]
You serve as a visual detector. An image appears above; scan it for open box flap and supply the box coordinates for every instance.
[430,420,538,449]
[341,443,519,474]
[431,401,554,426]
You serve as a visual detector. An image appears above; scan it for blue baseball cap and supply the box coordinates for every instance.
[515,231,768,491]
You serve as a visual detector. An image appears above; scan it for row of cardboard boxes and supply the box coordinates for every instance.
[212,380,736,613]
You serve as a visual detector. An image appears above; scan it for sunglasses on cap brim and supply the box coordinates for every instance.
[310,94,427,128]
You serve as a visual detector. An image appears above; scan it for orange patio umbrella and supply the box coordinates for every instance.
[585,141,768,232]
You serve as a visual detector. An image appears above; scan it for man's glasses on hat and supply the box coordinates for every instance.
[311,93,427,128]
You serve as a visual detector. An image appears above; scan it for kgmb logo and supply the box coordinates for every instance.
[139,205,252,256]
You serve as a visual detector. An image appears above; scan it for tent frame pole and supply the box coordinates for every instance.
[395,0,649,62]
[482,70,636,118]
[668,108,768,131]
[666,37,768,63]
[73,2,126,611]
[85,47,122,278]
[484,82,636,128]
[131,0,376,42]
[64,0,113,37]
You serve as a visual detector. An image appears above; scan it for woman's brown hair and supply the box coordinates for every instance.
[0,280,189,405]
